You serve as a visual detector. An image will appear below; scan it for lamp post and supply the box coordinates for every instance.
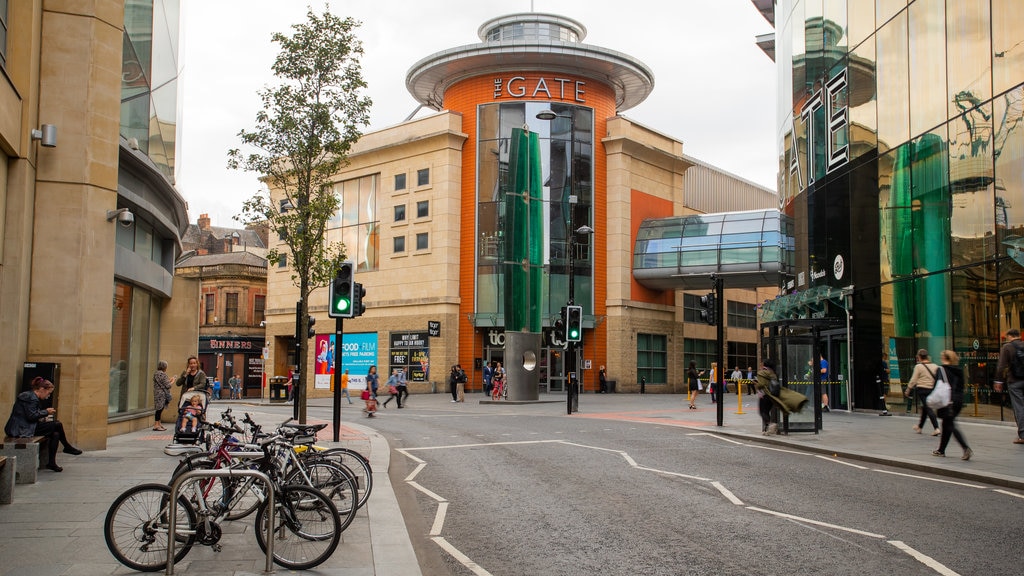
[536,109,586,413]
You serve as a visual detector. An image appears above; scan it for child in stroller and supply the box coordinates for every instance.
[180,393,204,432]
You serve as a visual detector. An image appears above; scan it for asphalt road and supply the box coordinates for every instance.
[332,397,1021,576]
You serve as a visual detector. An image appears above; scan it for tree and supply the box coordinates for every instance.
[229,7,371,423]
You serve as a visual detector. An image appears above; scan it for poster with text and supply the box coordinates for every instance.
[314,332,377,390]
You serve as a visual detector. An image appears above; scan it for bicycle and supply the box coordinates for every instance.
[106,423,348,571]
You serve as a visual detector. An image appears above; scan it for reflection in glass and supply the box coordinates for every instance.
[908,0,945,138]
[946,0,991,121]
[876,11,909,154]
[993,0,1024,96]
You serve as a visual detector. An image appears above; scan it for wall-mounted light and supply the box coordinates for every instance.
[30,124,58,148]
[106,208,135,228]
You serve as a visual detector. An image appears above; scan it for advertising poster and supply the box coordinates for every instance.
[314,332,378,390]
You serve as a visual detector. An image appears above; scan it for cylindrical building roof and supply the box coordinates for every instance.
[406,12,654,112]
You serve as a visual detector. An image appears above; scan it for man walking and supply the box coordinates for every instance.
[994,328,1024,445]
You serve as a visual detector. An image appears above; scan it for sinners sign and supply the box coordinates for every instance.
[494,76,586,102]
[790,68,849,188]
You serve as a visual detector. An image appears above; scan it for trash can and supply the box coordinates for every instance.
[606,380,616,393]
[269,376,289,403]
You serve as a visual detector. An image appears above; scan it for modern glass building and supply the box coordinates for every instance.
[759,0,1024,419]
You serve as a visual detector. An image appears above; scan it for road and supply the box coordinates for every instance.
[320,395,1020,576]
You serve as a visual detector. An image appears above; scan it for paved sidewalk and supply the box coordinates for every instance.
[0,392,1021,575]
[0,405,420,576]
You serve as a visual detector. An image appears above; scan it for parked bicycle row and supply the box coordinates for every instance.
[103,409,373,571]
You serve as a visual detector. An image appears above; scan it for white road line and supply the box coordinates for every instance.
[994,488,1024,499]
[634,466,711,482]
[407,481,446,502]
[888,540,962,575]
[397,448,426,463]
[690,433,745,445]
[749,444,812,455]
[403,439,562,452]
[405,462,427,482]
[430,501,448,536]
[432,536,494,576]
[873,469,986,488]
[815,454,868,469]
[746,506,886,538]
[711,481,744,505]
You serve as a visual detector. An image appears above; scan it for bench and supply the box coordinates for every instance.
[0,436,48,484]
[0,456,13,504]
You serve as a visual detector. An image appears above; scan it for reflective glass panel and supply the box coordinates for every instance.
[876,0,907,27]
[848,30,877,160]
[993,0,1024,96]
[908,0,946,137]
[848,0,875,49]
[946,0,991,121]
[876,11,909,153]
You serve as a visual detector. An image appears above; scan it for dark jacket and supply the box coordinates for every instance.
[755,368,809,415]
[4,390,48,438]
[175,369,209,393]
[939,364,966,405]
[995,339,1024,384]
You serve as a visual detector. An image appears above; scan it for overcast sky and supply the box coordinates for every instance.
[177,0,777,227]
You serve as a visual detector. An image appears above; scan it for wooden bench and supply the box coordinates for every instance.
[0,456,14,504]
[0,436,48,484]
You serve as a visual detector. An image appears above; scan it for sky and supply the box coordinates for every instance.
[177,0,777,227]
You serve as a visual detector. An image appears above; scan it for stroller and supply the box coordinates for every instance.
[163,390,209,456]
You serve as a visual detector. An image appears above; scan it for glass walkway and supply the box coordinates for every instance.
[632,209,792,291]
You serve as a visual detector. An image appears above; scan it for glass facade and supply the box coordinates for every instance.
[327,174,380,272]
[774,0,1024,418]
[475,101,594,327]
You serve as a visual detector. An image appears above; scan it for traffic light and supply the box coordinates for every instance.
[566,305,583,343]
[700,293,716,325]
[307,315,316,339]
[329,262,355,318]
[553,306,567,342]
[294,302,303,350]
[352,282,366,317]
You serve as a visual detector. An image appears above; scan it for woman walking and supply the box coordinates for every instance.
[755,359,780,435]
[933,350,972,460]
[905,349,941,436]
[686,361,700,409]
[152,360,172,431]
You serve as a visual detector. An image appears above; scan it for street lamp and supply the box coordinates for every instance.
[536,109,585,413]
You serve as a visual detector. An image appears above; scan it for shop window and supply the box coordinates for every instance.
[684,337,718,373]
[637,334,667,385]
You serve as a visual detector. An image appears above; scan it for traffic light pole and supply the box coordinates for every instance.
[332,316,344,441]
[713,275,724,427]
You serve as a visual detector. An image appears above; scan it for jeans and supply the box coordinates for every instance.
[936,402,969,453]
[1008,379,1024,440]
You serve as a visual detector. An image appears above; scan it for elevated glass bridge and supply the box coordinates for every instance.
[633,209,792,291]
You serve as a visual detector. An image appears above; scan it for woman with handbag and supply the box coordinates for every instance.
[686,362,700,409]
[933,350,972,460]
[905,349,941,436]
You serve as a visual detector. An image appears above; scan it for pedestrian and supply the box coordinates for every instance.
[933,350,972,460]
[228,374,242,399]
[212,377,221,400]
[640,375,646,394]
[746,366,754,380]
[361,387,377,417]
[366,365,379,400]
[449,365,460,402]
[4,377,82,472]
[340,369,353,404]
[730,366,743,395]
[755,359,780,435]
[483,361,494,396]
[819,354,830,412]
[878,354,891,416]
[174,355,209,399]
[599,365,608,393]
[686,361,700,409]
[491,362,506,400]
[152,360,172,431]
[708,362,718,403]
[456,364,467,402]
[905,348,941,436]
[993,327,1024,445]
[396,367,409,407]
[383,369,401,408]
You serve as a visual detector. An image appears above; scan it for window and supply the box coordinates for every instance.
[727,301,757,330]
[394,205,406,222]
[328,175,380,271]
[637,334,667,385]
[395,173,406,191]
[416,200,429,218]
[684,338,718,373]
[394,236,406,253]
[417,168,430,186]
[278,254,288,268]
[683,293,704,324]
[225,293,239,325]
[416,232,429,250]
[205,294,215,325]
[727,341,758,376]
[254,295,266,326]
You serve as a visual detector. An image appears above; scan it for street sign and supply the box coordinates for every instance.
[428,321,441,337]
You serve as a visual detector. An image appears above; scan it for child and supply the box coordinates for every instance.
[361,388,377,417]
[181,394,203,432]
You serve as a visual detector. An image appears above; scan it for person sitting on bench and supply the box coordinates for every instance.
[4,377,82,472]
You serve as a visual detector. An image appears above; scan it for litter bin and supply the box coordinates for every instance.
[606,380,616,393]
[269,376,289,402]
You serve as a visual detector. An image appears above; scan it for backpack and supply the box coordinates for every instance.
[1011,342,1024,379]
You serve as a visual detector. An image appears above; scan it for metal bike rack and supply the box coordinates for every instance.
[167,468,275,575]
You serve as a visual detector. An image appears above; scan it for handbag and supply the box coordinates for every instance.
[926,368,952,410]
[389,385,398,395]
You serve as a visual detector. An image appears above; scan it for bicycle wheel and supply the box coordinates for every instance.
[104,483,197,572]
[285,461,359,532]
[254,484,340,570]
[308,447,373,509]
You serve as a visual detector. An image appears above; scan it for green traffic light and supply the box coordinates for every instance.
[568,328,579,339]
[334,298,351,313]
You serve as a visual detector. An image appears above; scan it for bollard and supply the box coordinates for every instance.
[735,380,746,414]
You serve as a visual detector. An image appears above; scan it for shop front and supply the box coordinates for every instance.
[199,336,265,399]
